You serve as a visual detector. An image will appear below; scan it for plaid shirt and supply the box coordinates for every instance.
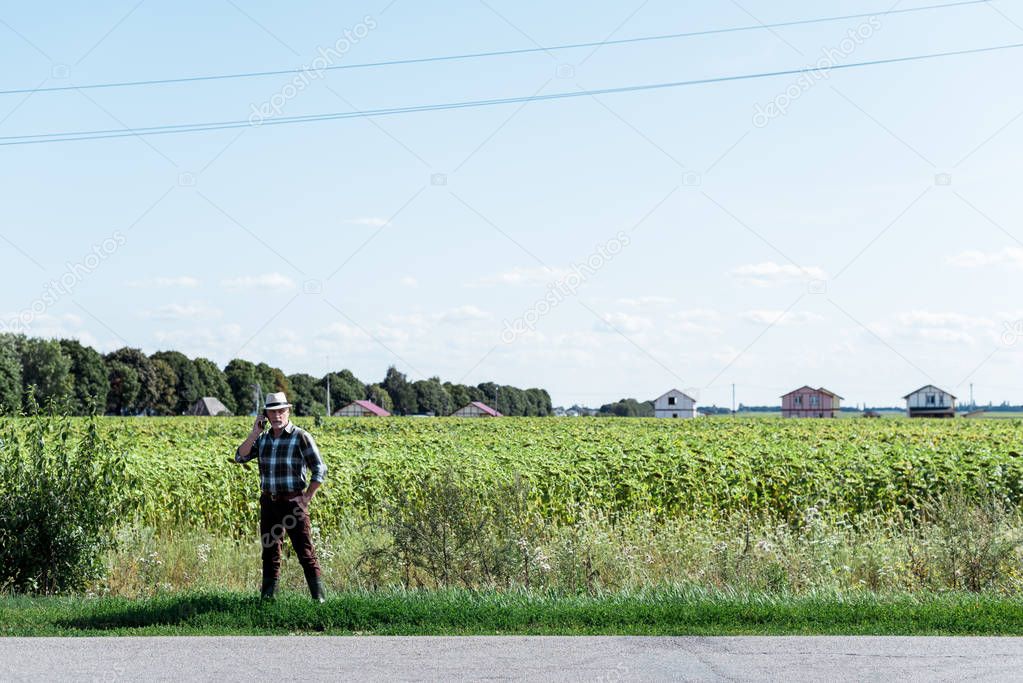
[235,421,327,494]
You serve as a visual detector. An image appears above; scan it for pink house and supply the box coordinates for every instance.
[334,399,391,417]
[451,401,503,417]
[780,386,842,418]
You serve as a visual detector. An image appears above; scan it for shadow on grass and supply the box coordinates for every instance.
[41,590,1023,636]
[57,593,263,631]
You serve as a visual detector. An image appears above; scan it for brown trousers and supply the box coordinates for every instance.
[259,492,322,582]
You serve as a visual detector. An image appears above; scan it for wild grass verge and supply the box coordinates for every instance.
[93,484,1023,597]
[3,588,1023,636]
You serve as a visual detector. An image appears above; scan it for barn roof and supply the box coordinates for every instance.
[902,385,957,400]
[656,388,697,402]
[780,386,844,399]
[470,401,502,416]
[190,396,231,416]
[351,400,390,417]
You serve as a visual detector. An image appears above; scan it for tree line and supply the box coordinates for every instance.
[0,333,553,417]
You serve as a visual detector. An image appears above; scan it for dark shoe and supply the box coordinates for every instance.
[307,575,326,603]
[260,577,278,601]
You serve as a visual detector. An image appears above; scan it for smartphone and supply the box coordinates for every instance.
[259,409,270,430]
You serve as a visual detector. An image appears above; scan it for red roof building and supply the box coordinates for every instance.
[334,399,391,417]
[451,401,503,417]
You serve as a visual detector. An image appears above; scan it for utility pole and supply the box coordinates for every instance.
[731,383,736,415]
[970,383,974,410]
[252,383,262,416]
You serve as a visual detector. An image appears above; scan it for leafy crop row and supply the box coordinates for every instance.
[9,417,1022,535]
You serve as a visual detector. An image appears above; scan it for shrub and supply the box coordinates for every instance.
[357,467,539,589]
[0,413,124,593]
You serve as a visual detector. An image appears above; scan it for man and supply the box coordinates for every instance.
[233,391,328,602]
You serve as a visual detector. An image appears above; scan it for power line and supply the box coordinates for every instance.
[2,40,1020,147]
[0,0,992,97]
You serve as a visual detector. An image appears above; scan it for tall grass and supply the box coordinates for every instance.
[92,472,1023,598]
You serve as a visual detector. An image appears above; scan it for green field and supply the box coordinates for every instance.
[76,415,1023,533]
[4,415,1023,607]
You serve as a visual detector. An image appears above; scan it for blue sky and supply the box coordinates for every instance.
[1,0,1022,408]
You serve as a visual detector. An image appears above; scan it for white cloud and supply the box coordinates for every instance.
[710,345,758,369]
[0,311,108,352]
[593,312,654,334]
[670,309,720,322]
[589,308,720,338]
[730,262,827,287]
[615,296,675,307]
[126,276,200,288]
[469,266,568,288]
[141,303,223,321]
[668,309,722,335]
[894,311,989,329]
[437,305,491,324]
[946,247,1023,268]
[343,217,389,227]
[742,309,824,326]
[317,306,493,355]
[865,310,996,346]
[153,323,243,357]
[399,276,418,287]
[220,273,297,290]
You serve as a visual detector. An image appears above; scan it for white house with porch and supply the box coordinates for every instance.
[903,385,956,418]
[654,389,697,418]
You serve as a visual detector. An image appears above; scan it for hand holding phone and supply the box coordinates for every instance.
[252,412,268,434]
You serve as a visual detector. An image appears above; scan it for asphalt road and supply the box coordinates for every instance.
[3,636,1023,681]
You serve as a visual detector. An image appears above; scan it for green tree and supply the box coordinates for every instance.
[319,369,365,413]
[366,383,393,412]
[412,377,452,416]
[443,382,469,411]
[104,348,159,415]
[382,366,417,415]
[193,357,233,412]
[59,339,108,415]
[20,338,72,412]
[597,398,653,417]
[496,385,526,416]
[525,388,553,416]
[0,333,23,414]
[150,358,178,416]
[150,350,200,414]
[224,358,259,415]
[105,360,140,415]
[287,373,324,416]
[254,362,290,399]
[271,367,290,397]
[476,382,499,407]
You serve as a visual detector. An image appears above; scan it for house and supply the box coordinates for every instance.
[781,386,842,418]
[188,397,232,416]
[451,401,503,417]
[653,388,697,418]
[903,385,956,418]
[334,399,390,417]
